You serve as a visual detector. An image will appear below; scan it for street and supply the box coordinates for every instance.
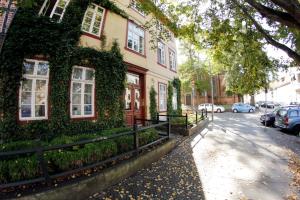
[92,112,300,200]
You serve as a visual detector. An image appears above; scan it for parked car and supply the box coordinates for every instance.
[232,103,255,113]
[198,103,225,113]
[275,107,300,135]
[260,107,281,126]
[260,101,275,109]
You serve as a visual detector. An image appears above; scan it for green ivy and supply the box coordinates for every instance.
[0,0,128,141]
[172,78,182,115]
[167,81,173,115]
[149,86,157,121]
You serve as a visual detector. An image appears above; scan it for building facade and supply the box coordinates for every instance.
[246,68,300,105]
[0,0,178,138]
[79,0,178,125]
[182,74,240,109]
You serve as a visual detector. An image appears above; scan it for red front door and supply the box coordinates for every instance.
[124,73,144,126]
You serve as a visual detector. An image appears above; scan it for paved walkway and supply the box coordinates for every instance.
[91,112,300,200]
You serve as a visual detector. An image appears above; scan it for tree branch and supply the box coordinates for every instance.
[244,0,300,30]
[268,0,300,21]
[232,0,300,65]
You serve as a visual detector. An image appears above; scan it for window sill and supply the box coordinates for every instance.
[157,62,167,68]
[82,32,101,40]
[170,68,177,73]
[70,115,96,120]
[125,47,146,58]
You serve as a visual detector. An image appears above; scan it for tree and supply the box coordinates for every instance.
[163,0,300,65]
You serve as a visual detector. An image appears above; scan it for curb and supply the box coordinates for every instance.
[14,139,177,200]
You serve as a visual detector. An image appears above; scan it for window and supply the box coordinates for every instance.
[131,0,145,16]
[70,66,95,118]
[157,41,165,65]
[39,0,70,22]
[169,49,176,71]
[81,4,105,37]
[159,83,167,111]
[127,21,145,55]
[19,59,49,120]
[172,87,177,110]
[185,94,192,106]
[289,110,299,117]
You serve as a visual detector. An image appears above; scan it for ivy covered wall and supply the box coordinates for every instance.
[0,0,128,141]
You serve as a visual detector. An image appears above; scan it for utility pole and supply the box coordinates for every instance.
[210,60,214,121]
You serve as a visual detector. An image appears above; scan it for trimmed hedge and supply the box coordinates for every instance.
[0,127,159,183]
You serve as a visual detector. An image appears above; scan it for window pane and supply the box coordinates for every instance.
[21,105,31,118]
[128,39,133,49]
[37,62,49,76]
[84,105,92,115]
[54,7,64,14]
[73,68,83,80]
[85,70,94,80]
[21,92,31,104]
[84,94,92,104]
[125,88,131,110]
[72,83,81,93]
[35,105,45,117]
[51,14,61,22]
[22,79,33,92]
[36,80,47,92]
[85,84,93,93]
[23,61,34,75]
[35,92,46,105]
[72,105,81,115]
[134,89,140,111]
[72,94,81,104]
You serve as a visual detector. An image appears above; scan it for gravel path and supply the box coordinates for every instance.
[90,136,205,200]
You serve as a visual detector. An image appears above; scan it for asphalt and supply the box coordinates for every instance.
[90,112,300,200]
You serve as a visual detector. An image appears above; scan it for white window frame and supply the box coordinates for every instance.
[70,66,95,118]
[157,41,166,65]
[127,21,145,55]
[159,83,167,112]
[39,0,70,22]
[81,3,105,37]
[19,59,49,121]
[169,49,176,71]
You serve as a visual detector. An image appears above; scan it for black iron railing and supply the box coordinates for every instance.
[0,120,170,190]
[157,110,207,130]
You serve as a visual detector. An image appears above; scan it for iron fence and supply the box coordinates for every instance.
[0,120,170,190]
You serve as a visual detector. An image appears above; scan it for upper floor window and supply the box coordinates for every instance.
[131,0,145,16]
[39,0,70,22]
[127,21,145,55]
[159,83,167,112]
[81,4,105,37]
[70,66,95,118]
[169,49,176,71]
[19,59,49,120]
[157,41,165,65]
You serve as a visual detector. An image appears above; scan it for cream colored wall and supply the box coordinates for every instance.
[79,0,178,118]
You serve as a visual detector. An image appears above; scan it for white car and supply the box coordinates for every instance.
[198,103,225,113]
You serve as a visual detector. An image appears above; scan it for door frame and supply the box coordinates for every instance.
[125,62,148,126]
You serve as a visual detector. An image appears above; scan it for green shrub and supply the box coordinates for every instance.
[114,135,134,153]
[0,140,40,152]
[139,128,159,146]
[45,140,117,171]
[0,127,159,183]
[0,156,40,183]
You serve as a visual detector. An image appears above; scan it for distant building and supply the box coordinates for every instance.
[182,74,240,109]
[244,67,300,105]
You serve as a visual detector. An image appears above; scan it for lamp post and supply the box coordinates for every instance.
[209,60,214,122]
